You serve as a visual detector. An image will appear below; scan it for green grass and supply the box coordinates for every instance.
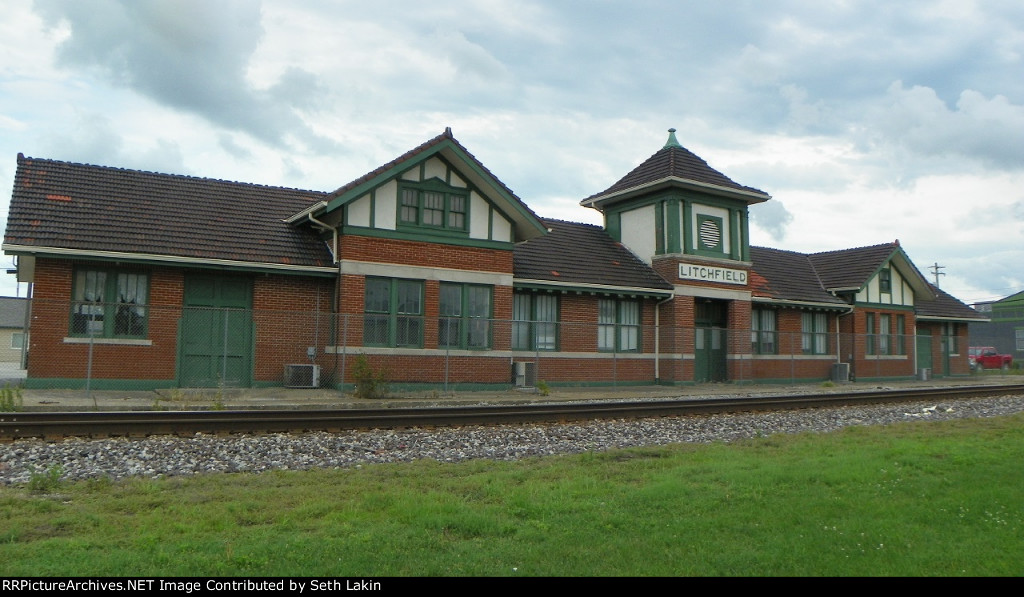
[1,413,1023,576]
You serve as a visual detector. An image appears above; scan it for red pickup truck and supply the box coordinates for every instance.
[969,346,1013,372]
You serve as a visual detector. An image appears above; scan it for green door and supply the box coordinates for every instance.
[694,300,728,383]
[178,275,254,388]
[916,329,933,373]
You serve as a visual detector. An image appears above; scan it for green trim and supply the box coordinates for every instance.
[854,301,915,311]
[25,252,337,278]
[512,281,670,299]
[681,200,692,254]
[667,199,682,254]
[340,226,514,250]
[323,137,547,238]
[397,178,470,236]
[23,378,176,391]
[439,282,494,350]
[69,266,150,340]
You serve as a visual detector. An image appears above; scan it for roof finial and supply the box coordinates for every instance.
[663,128,681,149]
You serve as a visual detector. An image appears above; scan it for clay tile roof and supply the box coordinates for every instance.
[807,242,900,290]
[917,284,988,320]
[5,154,333,268]
[749,246,845,305]
[514,219,673,292]
[584,129,770,203]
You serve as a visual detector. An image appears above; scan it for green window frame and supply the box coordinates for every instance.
[70,268,149,339]
[363,278,423,348]
[801,312,828,355]
[598,298,640,352]
[896,314,906,355]
[879,314,891,355]
[398,180,468,234]
[439,283,492,349]
[751,308,777,355]
[866,312,876,355]
[879,268,892,294]
[513,293,558,351]
[943,322,959,354]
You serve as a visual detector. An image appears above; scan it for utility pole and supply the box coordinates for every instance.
[929,262,945,288]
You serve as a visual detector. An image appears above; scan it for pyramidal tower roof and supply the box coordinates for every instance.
[581,129,771,209]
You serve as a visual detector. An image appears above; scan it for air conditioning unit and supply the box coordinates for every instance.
[284,364,320,388]
[512,361,538,388]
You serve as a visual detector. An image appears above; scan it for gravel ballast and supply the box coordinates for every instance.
[2,394,1023,486]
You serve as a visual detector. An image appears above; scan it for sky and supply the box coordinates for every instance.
[1,0,1022,307]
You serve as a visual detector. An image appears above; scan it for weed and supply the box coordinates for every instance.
[352,354,390,399]
[0,383,23,412]
[27,464,64,493]
[536,380,550,396]
[821,380,835,388]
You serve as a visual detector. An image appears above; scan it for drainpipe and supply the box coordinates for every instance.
[306,210,342,387]
[654,293,675,383]
[306,211,338,264]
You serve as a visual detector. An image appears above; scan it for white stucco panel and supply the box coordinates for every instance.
[347,194,371,227]
[469,192,490,239]
[374,179,397,230]
[620,206,656,264]
[491,209,512,242]
[423,157,447,182]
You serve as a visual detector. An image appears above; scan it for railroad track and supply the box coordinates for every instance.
[3,383,1023,442]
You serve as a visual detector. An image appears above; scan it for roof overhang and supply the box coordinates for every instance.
[514,278,674,298]
[581,176,771,211]
[2,245,339,277]
[751,297,851,311]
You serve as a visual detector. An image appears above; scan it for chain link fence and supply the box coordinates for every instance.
[12,299,969,393]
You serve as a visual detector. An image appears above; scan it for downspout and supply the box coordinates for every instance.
[835,295,855,381]
[306,211,342,387]
[654,293,675,383]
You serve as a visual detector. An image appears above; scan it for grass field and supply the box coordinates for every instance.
[1,412,1022,577]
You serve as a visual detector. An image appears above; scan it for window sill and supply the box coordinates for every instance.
[63,337,153,346]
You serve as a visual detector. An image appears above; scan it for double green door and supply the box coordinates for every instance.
[694,300,728,383]
[178,275,254,388]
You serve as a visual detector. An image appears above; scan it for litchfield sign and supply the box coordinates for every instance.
[678,263,748,285]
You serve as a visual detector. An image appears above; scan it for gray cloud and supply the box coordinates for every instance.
[749,200,794,243]
[33,0,335,151]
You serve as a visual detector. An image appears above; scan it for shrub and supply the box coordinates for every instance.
[0,383,23,411]
[351,354,390,399]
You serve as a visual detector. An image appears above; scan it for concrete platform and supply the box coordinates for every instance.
[7,375,1021,412]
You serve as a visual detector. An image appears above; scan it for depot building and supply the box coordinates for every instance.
[2,128,985,390]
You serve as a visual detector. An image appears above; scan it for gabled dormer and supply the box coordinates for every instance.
[807,241,934,307]
[287,128,547,257]
[580,129,771,266]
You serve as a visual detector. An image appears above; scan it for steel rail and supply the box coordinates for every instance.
[2,383,1023,442]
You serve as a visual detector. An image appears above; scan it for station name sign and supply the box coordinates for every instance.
[678,264,748,286]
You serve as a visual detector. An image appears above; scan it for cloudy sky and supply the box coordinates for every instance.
[1,0,1021,306]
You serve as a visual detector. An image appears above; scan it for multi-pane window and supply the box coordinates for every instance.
[751,308,777,354]
[1016,328,1024,352]
[865,312,876,355]
[439,283,492,349]
[895,314,906,355]
[879,314,891,355]
[512,293,558,351]
[70,268,149,338]
[364,278,423,347]
[598,299,640,352]
[398,184,468,233]
[801,312,828,355]
[943,322,959,354]
[879,268,892,294]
